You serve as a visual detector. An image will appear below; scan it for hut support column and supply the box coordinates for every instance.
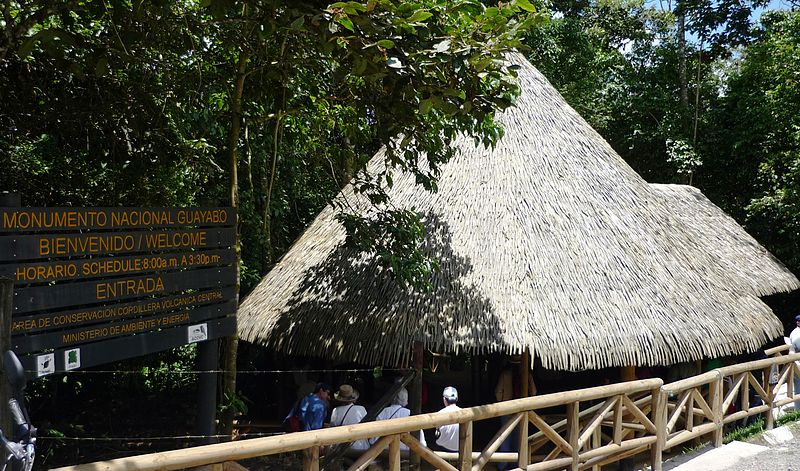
[409,341,423,470]
[521,349,530,397]
[621,366,636,382]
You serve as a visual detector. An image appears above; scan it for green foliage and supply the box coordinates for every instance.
[219,390,249,416]
[723,417,765,443]
[700,11,800,272]
[138,345,198,393]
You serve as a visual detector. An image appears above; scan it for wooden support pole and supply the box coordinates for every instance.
[764,366,774,431]
[409,341,423,471]
[590,423,601,471]
[567,402,579,471]
[389,436,401,471]
[458,420,472,471]
[710,375,723,448]
[621,366,636,382]
[0,193,19,447]
[303,446,319,471]
[518,409,529,469]
[521,349,530,397]
[197,339,219,444]
[651,388,666,471]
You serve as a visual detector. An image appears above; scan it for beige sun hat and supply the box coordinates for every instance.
[334,384,359,402]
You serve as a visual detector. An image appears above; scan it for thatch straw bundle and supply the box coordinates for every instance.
[650,184,798,296]
[238,53,786,371]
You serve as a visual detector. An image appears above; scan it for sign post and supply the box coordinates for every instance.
[0,193,20,460]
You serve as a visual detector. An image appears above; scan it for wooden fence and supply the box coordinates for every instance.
[53,350,800,471]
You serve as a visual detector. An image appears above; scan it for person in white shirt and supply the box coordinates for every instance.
[790,315,800,410]
[330,384,370,450]
[435,386,461,452]
[374,387,427,450]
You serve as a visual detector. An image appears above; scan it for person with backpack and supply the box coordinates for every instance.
[284,382,331,432]
[330,384,370,450]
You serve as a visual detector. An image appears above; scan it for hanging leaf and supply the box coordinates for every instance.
[515,0,537,13]
[407,11,433,23]
[337,16,355,32]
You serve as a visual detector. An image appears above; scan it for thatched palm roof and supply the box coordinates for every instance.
[650,183,799,296]
[238,53,783,371]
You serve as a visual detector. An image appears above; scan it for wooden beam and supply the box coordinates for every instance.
[458,421,472,471]
[303,446,319,471]
[409,341,423,471]
[518,408,529,469]
[473,413,521,470]
[346,435,392,471]
[567,403,579,471]
[388,436,401,471]
[400,433,458,471]
[528,411,572,455]
[522,349,531,397]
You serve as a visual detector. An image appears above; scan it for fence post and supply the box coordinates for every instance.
[764,365,774,431]
[651,388,666,471]
[409,341,423,471]
[710,373,723,448]
[303,446,319,471]
[389,436,401,471]
[518,411,529,469]
[458,420,473,471]
[567,402,579,471]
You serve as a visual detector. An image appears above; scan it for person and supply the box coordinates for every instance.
[374,387,427,450]
[330,384,370,450]
[435,386,461,452]
[298,382,331,431]
[494,362,537,471]
[790,315,800,410]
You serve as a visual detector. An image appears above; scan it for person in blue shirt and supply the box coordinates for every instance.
[298,382,332,431]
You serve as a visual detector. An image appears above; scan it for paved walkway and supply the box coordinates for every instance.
[662,422,800,471]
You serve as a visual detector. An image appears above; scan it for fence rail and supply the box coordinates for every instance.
[52,351,800,471]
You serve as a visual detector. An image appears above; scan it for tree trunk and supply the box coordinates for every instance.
[677,10,689,111]
[220,45,250,440]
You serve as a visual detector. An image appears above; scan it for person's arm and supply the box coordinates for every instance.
[529,373,538,396]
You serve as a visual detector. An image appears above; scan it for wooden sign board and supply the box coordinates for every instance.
[0,207,237,377]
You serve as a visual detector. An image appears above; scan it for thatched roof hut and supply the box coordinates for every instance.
[650,183,799,296]
[238,53,784,371]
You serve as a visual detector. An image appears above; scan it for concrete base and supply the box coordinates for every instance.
[664,441,767,471]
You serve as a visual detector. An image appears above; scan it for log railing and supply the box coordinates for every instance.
[661,352,800,452]
[52,351,800,471]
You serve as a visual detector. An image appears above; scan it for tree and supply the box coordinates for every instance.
[700,10,800,272]
[1,0,544,454]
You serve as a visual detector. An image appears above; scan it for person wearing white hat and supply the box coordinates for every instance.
[330,384,370,450]
[373,387,427,450]
[435,386,461,452]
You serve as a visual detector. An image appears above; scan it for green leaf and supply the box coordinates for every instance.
[290,16,305,30]
[17,38,36,59]
[419,98,433,115]
[514,0,537,13]
[337,16,355,32]
[376,39,395,49]
[407,11,433,23]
